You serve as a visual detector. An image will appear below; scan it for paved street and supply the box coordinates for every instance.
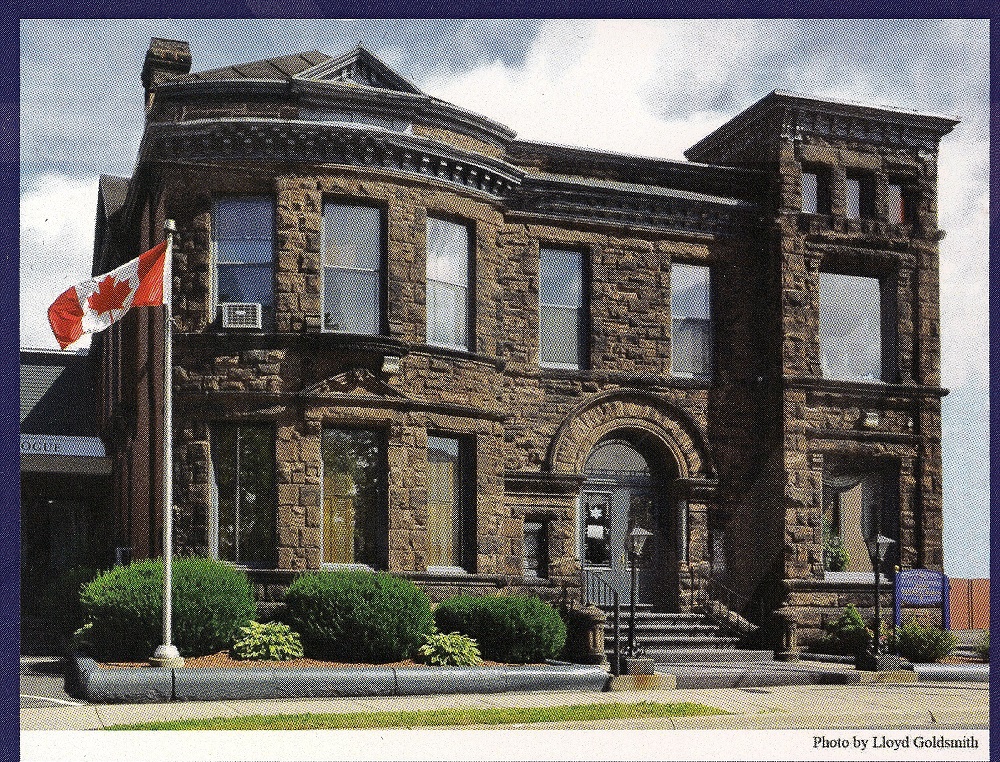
[19,657,85,710]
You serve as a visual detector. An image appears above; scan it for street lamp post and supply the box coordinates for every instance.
[864,534,895,670]
[627,527,653,658]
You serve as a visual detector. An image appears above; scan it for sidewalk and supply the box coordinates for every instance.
[21,681,989,731]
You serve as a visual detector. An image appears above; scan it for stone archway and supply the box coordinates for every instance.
[547,391,713,480]
[548,391,714,612]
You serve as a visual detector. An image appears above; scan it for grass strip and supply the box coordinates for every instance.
[109,701,728,730]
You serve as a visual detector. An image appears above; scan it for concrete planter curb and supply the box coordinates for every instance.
[65,655,610,704]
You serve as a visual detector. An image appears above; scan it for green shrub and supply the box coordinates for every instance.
[974,630,989,661]
[231,621,303,661]
[892,617,956,663]
[79,558,254,661]
[434,594,567,663]
[817,604,872,656]
[824,535,850,572]
[283,570,433,663]
[416,631,483,666]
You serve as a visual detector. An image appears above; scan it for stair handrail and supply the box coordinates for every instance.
[583,569,621,676]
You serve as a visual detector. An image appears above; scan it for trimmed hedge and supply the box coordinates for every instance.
[434,594,567,663]
[283,570,433,663]
[78,558,254,661]
[891,617,956,663]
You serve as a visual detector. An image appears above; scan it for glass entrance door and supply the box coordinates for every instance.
[580,438,665,608]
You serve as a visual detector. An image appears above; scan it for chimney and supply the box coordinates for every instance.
[141,38,192,114]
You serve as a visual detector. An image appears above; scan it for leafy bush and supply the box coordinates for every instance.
[824,535,850,572]
[283,570,433,663]
[814,604,872,656]
[78,558,254,661]
[974,630,989,661]
[416,631,483,666]
[892,617,956,663]
[434,594,567,663]
[231,621,303,661]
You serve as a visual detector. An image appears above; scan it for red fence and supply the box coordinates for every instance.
[948,578,990,630]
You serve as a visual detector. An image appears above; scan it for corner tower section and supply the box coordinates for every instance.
[687,91,958,645]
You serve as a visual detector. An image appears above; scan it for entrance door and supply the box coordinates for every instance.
[580,438,668,608]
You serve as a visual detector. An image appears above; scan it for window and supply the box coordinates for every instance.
[210,423,276,568]
[801,168,830,214]
[886,183,910,223]
[819,272,882,381]
[213,197,274,314]
[323,203,383,334]
[539,248,584,368]
[321,428,385,567]
[426,217,471,349]
[670,263,712,377]
[426,435,475,571]
[823,466,898,575]
[845,175,875,219]
[523,520,549,579]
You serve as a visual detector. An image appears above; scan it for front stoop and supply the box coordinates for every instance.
[843,669,918,685]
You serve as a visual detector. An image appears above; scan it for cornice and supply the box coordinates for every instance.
[140,118,524,199]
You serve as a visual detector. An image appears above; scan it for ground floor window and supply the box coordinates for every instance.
[822,464,898,575]
[426,435,475,571]
[321,427,386,566]
[210,423,276,568]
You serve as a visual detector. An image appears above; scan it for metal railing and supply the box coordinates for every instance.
[584,569,621,676]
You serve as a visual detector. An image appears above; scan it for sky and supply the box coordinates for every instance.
[19,19,989,578]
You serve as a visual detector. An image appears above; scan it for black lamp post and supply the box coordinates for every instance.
[627,527,653,657]
[864,533,895,669]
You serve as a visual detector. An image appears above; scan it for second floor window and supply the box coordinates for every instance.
[323,203,383,334]
[671,263,712,378]
[845,175,875,219]
[213,197,274,310]
[426,217,471,350]
[539,247,584,368]
[819,272,882,381]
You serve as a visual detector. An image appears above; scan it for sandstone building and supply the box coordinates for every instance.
[93,39,957,647]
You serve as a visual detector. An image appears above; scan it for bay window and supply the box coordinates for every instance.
[426,435,475,571]
[321,427,385,567]
[426,217,471,350]
[322,203,383,334]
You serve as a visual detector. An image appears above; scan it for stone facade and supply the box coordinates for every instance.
[95,43,956,646]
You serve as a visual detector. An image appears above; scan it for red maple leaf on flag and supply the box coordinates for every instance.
[87,275,132,316]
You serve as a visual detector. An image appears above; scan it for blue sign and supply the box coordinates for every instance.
[894,569,950,629]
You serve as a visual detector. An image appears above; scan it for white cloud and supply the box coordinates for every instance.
[20,174,98,350]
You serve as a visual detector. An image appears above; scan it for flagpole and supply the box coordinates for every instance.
[150,219,184,668]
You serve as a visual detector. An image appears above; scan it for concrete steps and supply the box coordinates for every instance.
[601,608,772,664]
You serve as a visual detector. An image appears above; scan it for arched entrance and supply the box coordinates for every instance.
[579,433,681,611]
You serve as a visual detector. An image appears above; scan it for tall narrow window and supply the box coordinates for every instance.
[426,217,471,349]
[801,171,820,213]
[210,423,276,568]
[819,272,882,381]
[323,203,383,334]
[539,248,584,368]
[886,183,910,223]
[321,428,385,566]
[426,435,474,571]
[845,175,875,219]
[213,198,274,315]
[671,263,712,377]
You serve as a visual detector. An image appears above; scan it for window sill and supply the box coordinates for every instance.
[824,571,892,584]
[321,563,377,572]
[424,565,469,576]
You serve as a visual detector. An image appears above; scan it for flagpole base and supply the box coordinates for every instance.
[149,644,184,668]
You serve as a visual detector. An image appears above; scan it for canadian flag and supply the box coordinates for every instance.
[48,241,168,349]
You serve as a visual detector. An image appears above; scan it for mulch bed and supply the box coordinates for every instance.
[100,651,522,669]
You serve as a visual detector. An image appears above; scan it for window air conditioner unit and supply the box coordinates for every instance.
[220,303,262,329]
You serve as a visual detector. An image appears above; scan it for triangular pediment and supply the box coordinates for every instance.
[299,368,408,399]
[295,46,424,95]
